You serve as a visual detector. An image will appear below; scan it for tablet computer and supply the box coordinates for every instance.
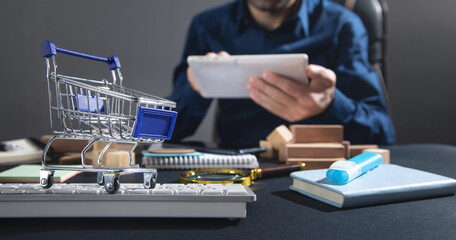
[187,54,308,98]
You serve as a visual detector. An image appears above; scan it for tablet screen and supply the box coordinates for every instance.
[187,54,308,98]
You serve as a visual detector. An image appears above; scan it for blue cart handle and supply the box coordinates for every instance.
[41,40,121,70]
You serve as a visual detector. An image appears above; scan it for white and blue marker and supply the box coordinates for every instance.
[326,152,383,184]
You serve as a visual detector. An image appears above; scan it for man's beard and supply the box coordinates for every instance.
[247,0,295,12]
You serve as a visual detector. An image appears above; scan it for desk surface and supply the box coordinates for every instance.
[1,144,456,240]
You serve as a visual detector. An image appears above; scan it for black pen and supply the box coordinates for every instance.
[238,147,267,154]
[193,146,266,155]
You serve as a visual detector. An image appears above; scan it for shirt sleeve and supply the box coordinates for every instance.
[167,17,213,141]
[311,15,396,145]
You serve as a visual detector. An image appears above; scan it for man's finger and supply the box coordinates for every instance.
[205,52,217,57]
[217,51,230,56]
[306,64,336,89]
[249,85,288,117]
[261,72,308,98]
[248,76,298,107]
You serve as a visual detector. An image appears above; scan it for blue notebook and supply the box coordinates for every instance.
[290,164,456,208]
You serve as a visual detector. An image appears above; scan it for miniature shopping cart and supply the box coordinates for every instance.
[40,40,177,193]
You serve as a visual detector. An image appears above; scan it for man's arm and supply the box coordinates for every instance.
[247,17,395,145]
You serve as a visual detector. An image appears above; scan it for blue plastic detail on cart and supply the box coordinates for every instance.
[107,55,121,70]
[41,40,57,57]
[41,40,121,70]
[74,94,105,113]
[132,107,177,140]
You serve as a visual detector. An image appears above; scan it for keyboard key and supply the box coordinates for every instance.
[77,189,101,194]
[201,189,224,195]
[54,189,75,194]
[2,184,22,189]
[1,189,26,194]
[17,184,42,190]
[126,188,151,194]
[26,189,53,194]
[226,189,247,195]
[176,189,199,195]
[152,189,174,194]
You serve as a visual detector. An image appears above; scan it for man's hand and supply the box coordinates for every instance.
[187,51,230,94]
[247,64,336,122]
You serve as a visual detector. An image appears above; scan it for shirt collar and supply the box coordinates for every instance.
[233,0,253,33]
[234,0,322,36]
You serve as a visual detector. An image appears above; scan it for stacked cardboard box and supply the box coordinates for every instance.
[259,125,388,170]
[91,142,136,167]
[285,125,346,169]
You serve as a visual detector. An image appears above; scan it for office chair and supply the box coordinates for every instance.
[331,0,390,109]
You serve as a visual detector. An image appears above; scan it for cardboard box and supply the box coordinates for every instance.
[290,125,343,143]
[266,125,293,150]
[363,148,390,164]
[350,144,378,157]
[285,143,346,158]
[259,140,276,159]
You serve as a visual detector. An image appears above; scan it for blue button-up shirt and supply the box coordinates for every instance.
[169,0,396,148]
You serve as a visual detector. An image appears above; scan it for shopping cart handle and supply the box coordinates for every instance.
[41,40,121,70]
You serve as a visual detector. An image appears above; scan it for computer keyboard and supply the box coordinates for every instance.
[0,183,256,218]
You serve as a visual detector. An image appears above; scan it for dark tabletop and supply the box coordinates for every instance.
[1,144,456,240]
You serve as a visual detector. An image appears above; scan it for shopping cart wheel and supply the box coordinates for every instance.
[103,172,120,194]
[143,172,157,189]
[40,170,55,189]
[96,172,104,186]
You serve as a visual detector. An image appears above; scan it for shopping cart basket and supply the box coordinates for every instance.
[40,40,177,193]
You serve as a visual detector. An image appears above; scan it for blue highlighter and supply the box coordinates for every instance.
[326,152,383,184]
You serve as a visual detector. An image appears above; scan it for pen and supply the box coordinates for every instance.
[238,147,267,154]
[195,146,266,155]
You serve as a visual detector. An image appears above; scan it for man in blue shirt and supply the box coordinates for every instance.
[169,0,396,148]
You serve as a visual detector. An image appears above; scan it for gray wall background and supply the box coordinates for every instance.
[0,0,455,146]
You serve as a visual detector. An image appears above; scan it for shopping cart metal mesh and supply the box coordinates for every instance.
[39,40,178,193]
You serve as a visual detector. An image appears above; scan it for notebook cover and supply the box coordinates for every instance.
[290,164,456,208]
[0,165,81,183]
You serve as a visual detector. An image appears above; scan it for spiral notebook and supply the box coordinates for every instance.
[142,151,259,169]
